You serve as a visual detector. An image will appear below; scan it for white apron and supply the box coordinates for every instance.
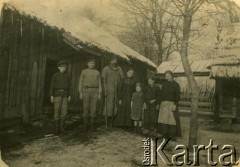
[158,101,176,125]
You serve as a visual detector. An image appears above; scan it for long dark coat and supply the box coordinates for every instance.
[101,65,124,117]
[113,77,136,126]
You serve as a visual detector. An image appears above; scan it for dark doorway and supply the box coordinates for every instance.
[43,59,58,114]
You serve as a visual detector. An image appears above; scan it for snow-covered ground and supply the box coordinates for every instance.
[2,116,240,167]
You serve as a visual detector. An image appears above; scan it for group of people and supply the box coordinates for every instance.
[50,57,181,139]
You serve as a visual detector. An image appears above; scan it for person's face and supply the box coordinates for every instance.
[136,86,141,92]
[87,62,95,69]
[148,79,154,86]
[165,73,173,81]
[127,70,134,78]
[110,59,117,67]
[58,65,67,73]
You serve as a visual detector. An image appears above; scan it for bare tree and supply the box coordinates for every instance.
[114,0,240,147]
[114,0,181,64]
[171,0,240,147]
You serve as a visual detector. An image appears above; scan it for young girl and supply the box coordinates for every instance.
[131,83,144,133]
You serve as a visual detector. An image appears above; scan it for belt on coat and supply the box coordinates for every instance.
[83,86,99,89]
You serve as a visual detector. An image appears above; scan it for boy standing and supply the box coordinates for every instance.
[79,59,102,132]
[50,60,71,134]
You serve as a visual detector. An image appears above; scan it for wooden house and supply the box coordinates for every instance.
[155,59,215,115]
[0,0,156,123]
[209,29,240,128]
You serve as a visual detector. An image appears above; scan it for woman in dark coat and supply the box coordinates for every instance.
[144,77,160,134]
[113,68,136,127]
[157,71,181,139]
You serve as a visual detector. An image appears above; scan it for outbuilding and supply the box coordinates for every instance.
[0,0,156,123]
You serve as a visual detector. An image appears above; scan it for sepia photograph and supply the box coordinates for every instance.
[0,0,240,166]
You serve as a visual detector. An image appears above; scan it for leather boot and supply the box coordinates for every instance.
[55,120,60,135]
[90,117,96,132]
[134,126,137,133]
[108,117,113,131]
[60,119,66,134]
[83,117,88,132]
[105,116,109,130]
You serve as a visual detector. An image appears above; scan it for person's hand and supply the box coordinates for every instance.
[80,93,83,100]
[172,104,176,111]
[143,103,147,109]
[68,96,71,102]
[156,104,159,110]
[149,99,156,104]
[98,93,101,100]
[119,100,122,105]
[50,96,54,103]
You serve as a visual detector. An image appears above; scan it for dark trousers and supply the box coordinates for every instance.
[144,104,158,129]
[158,123,176,138]
[53,96,68,120]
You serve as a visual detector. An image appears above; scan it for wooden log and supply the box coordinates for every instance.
[18,16,31,122]
[36,26,46,117]
[178,101,213,108]
[6,11,20,117]
[29,22,36,117]
[30,61,38,117]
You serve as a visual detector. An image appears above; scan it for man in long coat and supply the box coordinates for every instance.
[101,58,124,130]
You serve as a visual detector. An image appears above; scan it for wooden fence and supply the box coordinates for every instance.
[178,89,215,114]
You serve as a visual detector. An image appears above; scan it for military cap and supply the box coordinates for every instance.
[110,57,118,63]
[57,60,68,67]
[87,58,95,63]
[136,82,141,87]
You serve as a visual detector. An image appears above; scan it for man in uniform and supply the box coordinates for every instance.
[78,59,102,132]
[50,60,71,134]
[101,57,124,130]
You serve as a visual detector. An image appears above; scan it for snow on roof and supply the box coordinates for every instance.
[5,0,156,68]
[210,66,240,78]
[212,29,240,66]
[209,28,240,77]
[156,59,212,75]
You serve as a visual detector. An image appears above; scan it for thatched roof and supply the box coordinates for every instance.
[210,28,240,78]
[211,66,240,78]
[4,0,156,68]
[156,59,212,76]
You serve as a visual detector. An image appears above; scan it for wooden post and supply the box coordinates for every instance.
[30,61,38,117]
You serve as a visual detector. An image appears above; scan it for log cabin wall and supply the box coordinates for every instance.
[0,8,151,121]
[0,9,77,122]
[0,47,9,118]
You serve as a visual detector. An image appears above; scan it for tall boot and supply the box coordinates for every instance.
[90,117,96,132]
[108,117,113,131]
[55,120,60,135]
[105,116,108,130]
[60,119,66,134]
[134,126,137,133]
[83,117,88,132]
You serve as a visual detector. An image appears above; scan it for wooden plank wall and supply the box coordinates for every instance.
[1,9,151,121]
[0,9,71,121]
